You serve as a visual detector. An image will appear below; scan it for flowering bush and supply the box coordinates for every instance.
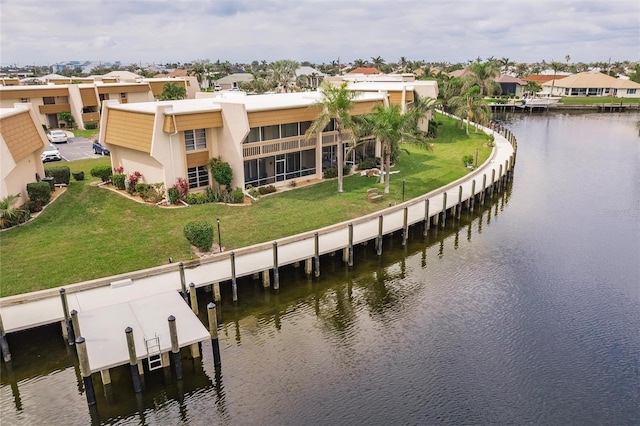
[114,166,124,174]
[126,171,142,194]
[172,177,189,200]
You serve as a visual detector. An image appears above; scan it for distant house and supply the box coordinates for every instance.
[1,104,48,205]
[495,75,526,96]
[521,74,569,85]
[215,73,254,90]
[543,72,640,97]
[295,66,327,89]
[347,67,382,76]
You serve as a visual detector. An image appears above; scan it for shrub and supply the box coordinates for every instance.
[172,177,188,200]
[209,158,233,188]
[126,171,142,194]
[135,183,150,197]
[85,122,98,130]
[357,157,380,170]
[142,183,165,203]
[44,165,70,185]
[112,174,126,190]
[0,194,29,229]
[323,167,338,178]
[26,181,51,212]
[185,192,210,205]
[183,221,214,251]
[257,185,277,195]
[232,188,244,203]
[72,171,85,181]
[167,187,179,204]
[246,185,259,199]
[90,165,112,182]
[462,155,474,167]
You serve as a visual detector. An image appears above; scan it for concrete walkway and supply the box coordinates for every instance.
[0,121,516,336]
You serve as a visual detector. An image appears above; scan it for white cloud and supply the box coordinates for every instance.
[1,0,638,66]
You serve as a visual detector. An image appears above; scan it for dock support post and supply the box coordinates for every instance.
[70,310,81,345]
[212,282,221,301]
[348,223,354,267]
[423,199,430,237]
[207,303,221,366]
[59,288,73,345]
[272,242,279,290]
[457,185,463,219]
[490,169,496,198]
[481,174,487,206]
[168,316,182,380]
[125,327,142,393]
[100,369,111,386]
[470,180,476,212]
[230,252,237,302]
[0,314,11,363]
[179,262,187,298]
[305,258,313,275]
[314,232,320,278]
[262,270,270,288]
[402,207,408,246]
[377,215,383,256]
[189,283,198,314]
[76,337,96,405]
[441,192,447,229]
[498,164,503,192]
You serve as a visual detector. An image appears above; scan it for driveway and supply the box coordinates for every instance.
[54,136,109,162]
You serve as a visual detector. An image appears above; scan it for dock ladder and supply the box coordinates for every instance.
[144,335,163,371]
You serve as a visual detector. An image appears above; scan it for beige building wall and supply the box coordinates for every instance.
[1,104,47,205]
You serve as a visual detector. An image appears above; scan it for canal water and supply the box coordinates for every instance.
[1,112,639,425]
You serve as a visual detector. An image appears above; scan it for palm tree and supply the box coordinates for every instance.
[549,61,564,96]
[158,82,187,100]
[305,81,358,193]
[526,81,542,96]
[371,56,385,70]
[189,60,210,89]
[358,98,431,194]
[269,59,300,93]
[450,86,490,135]
[500,57,514,74]
[0,194,26,229]
[463,61,501,97]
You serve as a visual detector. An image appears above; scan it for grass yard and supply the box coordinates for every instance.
[0,114,492,296]
[558,96,640,105]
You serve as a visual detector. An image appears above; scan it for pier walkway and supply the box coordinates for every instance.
[0,121,516,338]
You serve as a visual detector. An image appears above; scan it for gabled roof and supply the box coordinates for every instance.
[495,75,526,85]
[101,70,141,81]
[348,67,381,75]
[167,69,188,77]
[216,73,255,84]
[542,72,640,89]
[295,66,327,77]
[522,74,568,84]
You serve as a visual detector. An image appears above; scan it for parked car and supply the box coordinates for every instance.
[92,140,110,156]
[41,144,62,162]
[47,129,68,143]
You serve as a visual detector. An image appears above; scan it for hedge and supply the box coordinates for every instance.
[183,221,214,251]
[45,165,70,185]
[26,181,51,212]
[111,174,126,190]
[90,165,112,182]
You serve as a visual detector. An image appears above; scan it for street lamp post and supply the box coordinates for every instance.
[217,218,222,252]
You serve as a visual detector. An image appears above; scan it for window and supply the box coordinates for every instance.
[262,125,280,141]
[628,89,637,95]
[281,122,299,138]
[187,166,209,188]
[185,129,207,151]
[120,93,127,99]
[43,97,55,105]
[20,98,29,103]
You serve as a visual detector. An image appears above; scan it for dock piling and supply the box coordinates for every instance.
[76,337,96,405]
[423,199,430,237]
[348,223,354,266]
[441,192,447,228]
[125,327,142,393]
[377,215,383,256]
[178,262,187,298]
[0,314,11,362]
[402,207,408,246]
[314,232,320,278]
[59,288,73,345]
[272,242,280,290]
[70,310,80,345]
[207,303,221,366]
[457,185,463,219]
[189,283,198,314]
[230,252,237,302]
[168,316,182,380]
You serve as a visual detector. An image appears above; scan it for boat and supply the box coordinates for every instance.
[520,94,561,108]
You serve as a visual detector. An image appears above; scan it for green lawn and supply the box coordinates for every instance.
[0,114,491,296]
[558,96,640,105]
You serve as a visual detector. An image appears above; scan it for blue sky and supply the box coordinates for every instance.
[1,0,638,66]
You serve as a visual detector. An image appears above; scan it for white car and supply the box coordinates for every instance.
[41,144,62,162]
[47,129,68,143]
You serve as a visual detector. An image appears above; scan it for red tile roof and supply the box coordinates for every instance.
[347,67,381,75]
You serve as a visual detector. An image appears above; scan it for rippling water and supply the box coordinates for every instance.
[2,112,639,425]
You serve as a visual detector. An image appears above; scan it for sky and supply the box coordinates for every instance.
[1,0,638,67]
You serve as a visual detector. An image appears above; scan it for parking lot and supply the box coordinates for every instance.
[54,136,109,162]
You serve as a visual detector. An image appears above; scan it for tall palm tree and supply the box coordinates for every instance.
[450,86,490,135]
[306,81,358,193]
[371,56,386,70]
[549,61,564,96]
[158,82,187,100]
[463,61,501,97]
[358,99,431,194]
[269,59,300,93]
